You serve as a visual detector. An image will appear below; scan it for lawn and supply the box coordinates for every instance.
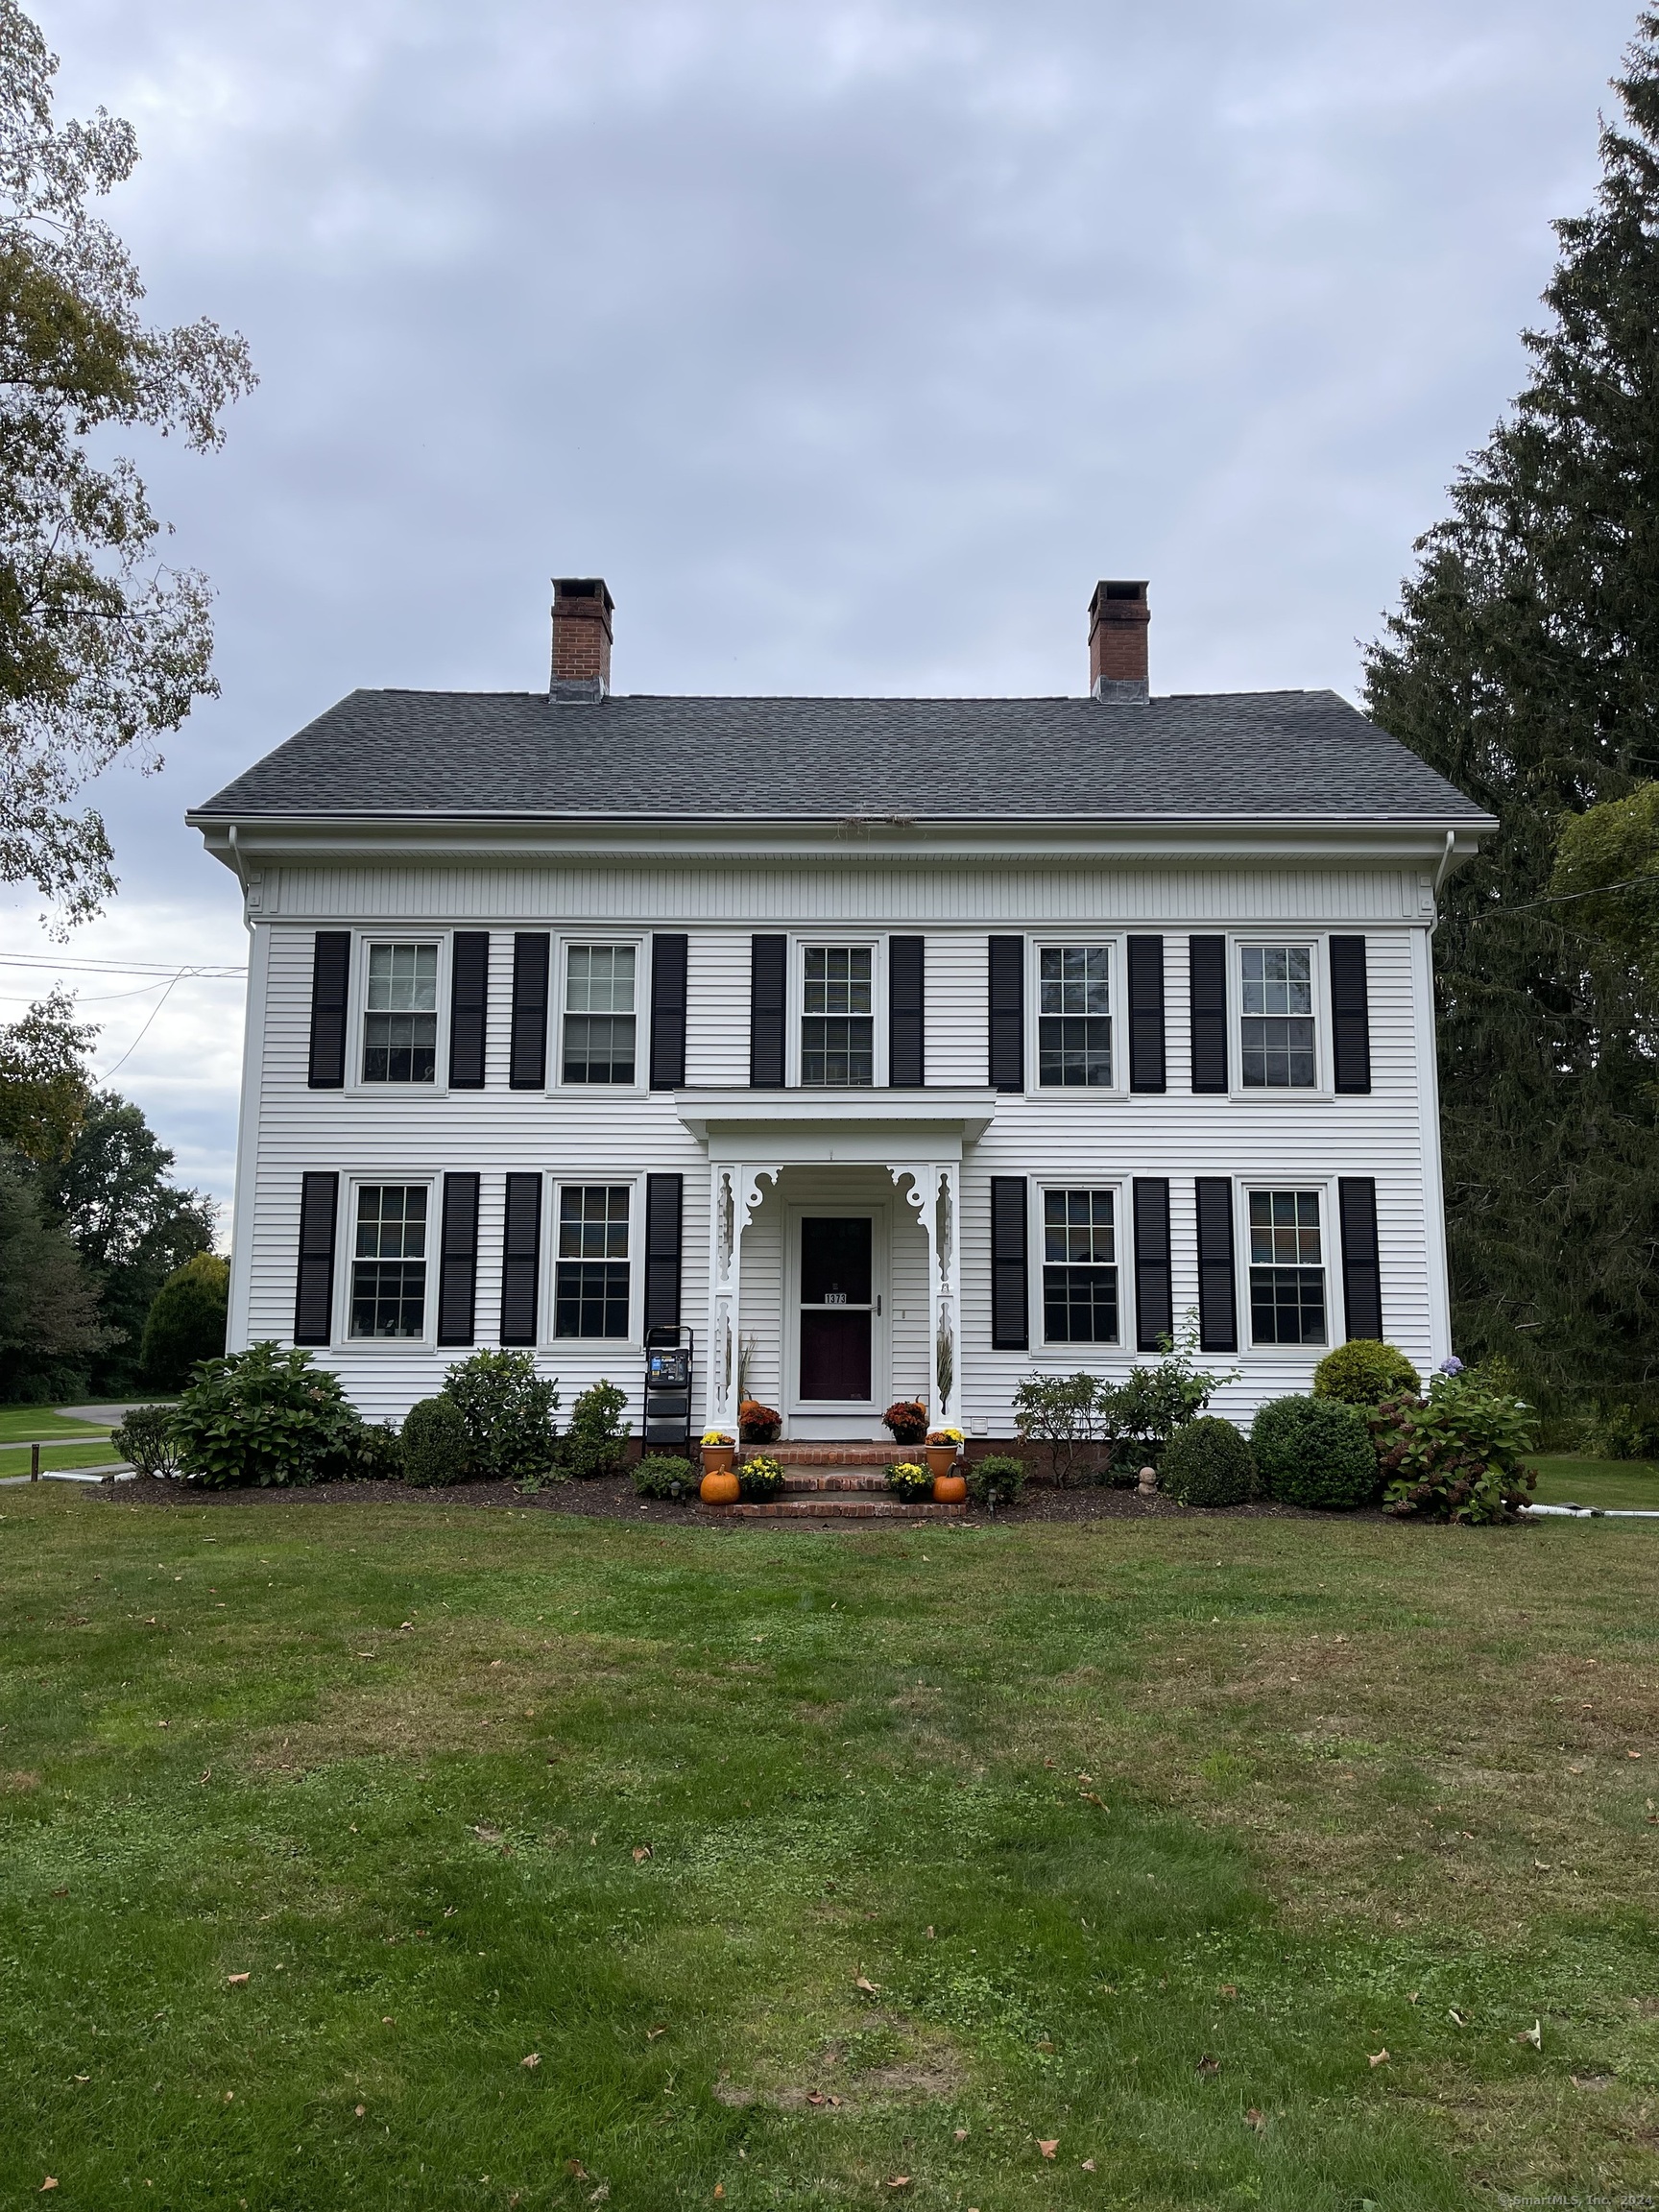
[0,1444,124,1477]
[0,1491,1654,2211]
[0,1409,110,1446]
[1528,1455,1659,1512]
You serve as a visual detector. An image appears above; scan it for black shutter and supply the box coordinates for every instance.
[436,1173,480,1346]
[1338,1177,1383,1340]
[499,1173,542,1345]
[293,1172,338,1344]
[448,933,490,1089]
[1194,1176,1238,1352]
[750,934,786,1089]
[1330,936,1372,1095]
[509,933,550,1090]
[306,932,350,1089]
[644,1174,684,1334]
[649,934,688,1091]
[1132,1178,1172,1351]
[988,937,1024,1092]
[889,936,926,1088]
[1127,935,1166,1093]
[1189,935,1228,1094]
[990,1176,1029,1350]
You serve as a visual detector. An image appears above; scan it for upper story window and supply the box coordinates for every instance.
[1038,946,1112,1087]
[349,1184,427,1338]
[1247,1189,1327,1344]
[563,945,637,1084]
[363,943,438,1083]
[1042,1188,1118,1342]
[803,947,874,1086]
[555,1184,632,1337]
[1239,945,1315,1088]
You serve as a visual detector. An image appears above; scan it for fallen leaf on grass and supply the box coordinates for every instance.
[1448,2008,1466,2027]
[806,2091,826,2106]
[712,2188,724,2201]
[1038,2140,1058,2158]
[521,2054,541,2069]
[1245,2108,1265,2134]
[632,1845,652,1863]
[1518,2020,1542,2049]
[1368,2050,1389,2067]
[1079,1791,1105,1809]
[646,2026,666,2040]
[953,2128,968,2142]
[39,2180,57,2193]
[885,2179,911,2191]
[1219,1984,1238,1999]
[566,2161,589,2179]
[854,1976,880,1995]
[1196,2056,1220,2077]
[227,1973,250,1986]
[354,2104,365,2117]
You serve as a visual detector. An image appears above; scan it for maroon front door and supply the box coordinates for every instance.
[799,1216,874,1402]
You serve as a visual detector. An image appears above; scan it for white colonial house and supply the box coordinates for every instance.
[189,579,1492,1447]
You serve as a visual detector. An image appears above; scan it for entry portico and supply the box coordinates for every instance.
[677,1091,997,1437]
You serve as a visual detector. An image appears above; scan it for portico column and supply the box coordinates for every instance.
[933,1162,961,1430]
[706,1163,778,1432]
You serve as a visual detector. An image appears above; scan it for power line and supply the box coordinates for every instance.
[0,953,247,979]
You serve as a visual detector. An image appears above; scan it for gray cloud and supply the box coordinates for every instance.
[1,0,1641,1207]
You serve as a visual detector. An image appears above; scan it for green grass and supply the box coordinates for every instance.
[0,1443,124,1475]
[1,1493,1655,2211]
[1528,1454,1659,1512]
[0,1409,110,1446]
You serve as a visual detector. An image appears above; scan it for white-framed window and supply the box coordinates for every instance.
[349,1183,430,1339]
[1238,944,1317,1089]
[1041,1187,1119,1343]
[1246,1188,1328,1346]
[801,943,877,1087]
[561,943,637,1086]
[554,1183,633,1339]
[1037,945,1114,1088]
[361,941,441,1085]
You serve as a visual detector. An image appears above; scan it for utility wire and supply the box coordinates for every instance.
[0,952,246,978]
[96,974,184,1084]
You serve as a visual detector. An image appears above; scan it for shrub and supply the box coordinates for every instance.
[634,1454,696,1501]
[110,1403,181,1479]
[172,1342,363,1488]
[965,1454,1025,1511]
[1587,1400,1659,1460]
[354,1422,404,1481]
[886,1460,933,1503]
[1115,1314,1238,1451]
[139,1253,229,1389]
[1013,1372,1116,1485]
[738,1452,785,1501]
[1312,1339,1422,1407]
[738,1398,781,1443]
[1372,1371,1540,1525]
[443,1350,560,1483]
[1158,1417,1256,1507]
[882,1400,927,1444]
[560,1379,631,1481]
[402,1395,468,1487]
[1252,1395,1377,1509]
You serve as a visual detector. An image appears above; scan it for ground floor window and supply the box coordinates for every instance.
[1042,1187,1118,1342]
[1247,1189,1327,1344]
[555,1184,632,1337]
[349,1184,428,1337]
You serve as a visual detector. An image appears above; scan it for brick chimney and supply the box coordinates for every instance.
[1088,580,1149,704]
[549,578,613,702]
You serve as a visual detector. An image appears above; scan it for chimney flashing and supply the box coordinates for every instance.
[1092,675,1149,706]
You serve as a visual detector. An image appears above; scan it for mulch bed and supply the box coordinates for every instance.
[98,1472,1332,1526]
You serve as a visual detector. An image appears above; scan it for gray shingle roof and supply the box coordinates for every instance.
[190,687,1489,824]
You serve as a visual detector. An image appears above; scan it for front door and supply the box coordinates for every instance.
[798,1215,875,1405]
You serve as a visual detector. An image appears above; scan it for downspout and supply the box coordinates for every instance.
[1429,830,1456,931]
[227,822,249,896]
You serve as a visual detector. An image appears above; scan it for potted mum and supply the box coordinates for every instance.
[882,1399,928,1447]
[738,1452,786,1502]
[738,1398,782,1445]
[886,1460,935,1504]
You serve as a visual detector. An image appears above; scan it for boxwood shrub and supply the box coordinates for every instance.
[966,1454,1025,1510]
[634,1454,696,1501]
[1158,1416,1256,1507]
[401,1395,469,1488]
[1252,1394,1377,1509]
[1311,1339,1421,1407]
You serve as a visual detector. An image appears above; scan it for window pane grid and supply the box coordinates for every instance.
[1240,945,1315,1088]
[555,1186,631,1337]
[562,947,637,1082]
[363,942,438,1084]
[803,948,874,1086]
[1042,1188,1118,1342]
[349,1185,427,1338]
[1038,947,1112,1086]
[1247,1189,1326,1344]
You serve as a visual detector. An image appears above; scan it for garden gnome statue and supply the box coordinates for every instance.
[1137,1464,1158,1497]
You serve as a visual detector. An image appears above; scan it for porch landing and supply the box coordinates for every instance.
[727,1451,968,1520]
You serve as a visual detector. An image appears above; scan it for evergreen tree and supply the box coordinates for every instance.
[138,1251,228,1389]
[0,1142,107,1400]
[1364,9,1659,1396]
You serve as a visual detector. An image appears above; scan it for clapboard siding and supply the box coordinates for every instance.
[238,893,1445,1428]
[267,864,1433,926]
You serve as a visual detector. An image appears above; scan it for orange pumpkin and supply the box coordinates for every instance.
[932,1472,968,1505]
[700,1467,741,1506]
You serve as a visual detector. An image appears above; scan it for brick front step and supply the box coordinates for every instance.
[727,1497,969,1519]
[757,1444,905,1466]
[779,1471,891,1493]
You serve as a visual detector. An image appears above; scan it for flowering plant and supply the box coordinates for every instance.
[886,1460,934,1503]
[738,1398,782,1443]
[738,1452,785,1501]
[926,1427,964,1447]
[882,1399,928,1444]
[701,1431,733,1448]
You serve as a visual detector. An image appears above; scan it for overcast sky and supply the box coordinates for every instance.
[0,0,1643,1226]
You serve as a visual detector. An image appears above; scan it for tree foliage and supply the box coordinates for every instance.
[1363,11,1659,1395]
[0,1,253,919]
[138,1250,228,1389]
[0,985,92,1163]
[0,1140,107,1398]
